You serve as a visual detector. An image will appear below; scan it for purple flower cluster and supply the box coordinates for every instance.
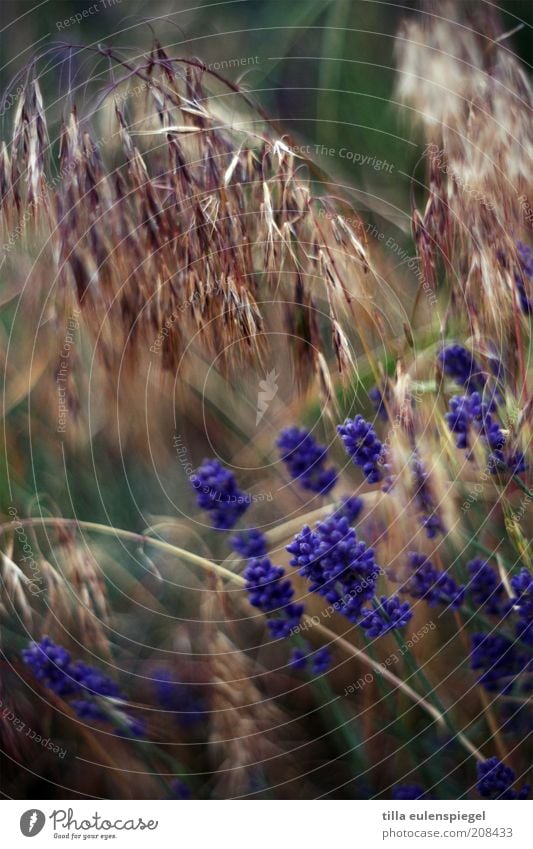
[169,780,192,799]
[287,514,380,623]
[190,459,250,530]
[481,416,513,473]
[22,637,85,697]
[230,524,331,671]
[477,757,530,800]
[22,637,143,735]
[403,553,464,610]
[369,383,390,421]
[468,569,532,692]
[438,344,486,394]
[445,394,477,451]
[440,340,526,476]
[22,638,122,699]
[277,427,338,494]
[337,415,386,484]
[311,646,332,673]
[287,513,411,639]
